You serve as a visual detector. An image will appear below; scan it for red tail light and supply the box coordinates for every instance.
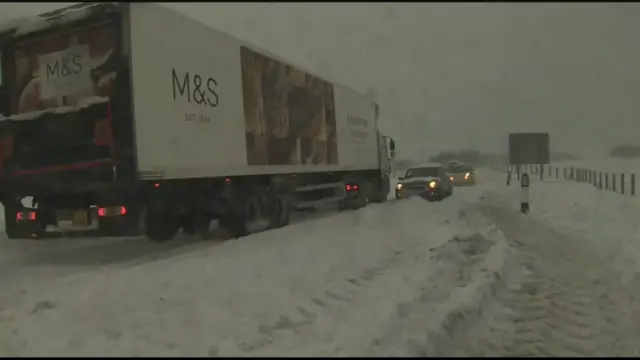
[16,211,36,221]
[97,206,126,217]
[345,184,359,192]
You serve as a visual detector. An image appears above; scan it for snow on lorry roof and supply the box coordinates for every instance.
[0,96,109,122]
[0,3,118,38]
[0,2,377,108]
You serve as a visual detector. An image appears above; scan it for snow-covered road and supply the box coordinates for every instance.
[0,184,508,356]
[2,169,640,356]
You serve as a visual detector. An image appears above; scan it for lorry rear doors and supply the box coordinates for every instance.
[0,18,122,190]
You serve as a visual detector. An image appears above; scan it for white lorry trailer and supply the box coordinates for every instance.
[0,3,396,241]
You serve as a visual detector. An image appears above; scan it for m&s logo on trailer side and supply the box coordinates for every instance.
[172,68,219,123]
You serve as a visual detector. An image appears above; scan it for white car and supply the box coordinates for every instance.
[395,164,454,201]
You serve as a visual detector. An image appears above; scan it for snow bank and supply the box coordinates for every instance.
[529,182,640,287]
[363,209,511,357]
[0,187,506,357]
[477,169,640,289]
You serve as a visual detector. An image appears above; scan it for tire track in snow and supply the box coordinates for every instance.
[237,199,484,357]
[359,209,508,357]
[434,205,640,357]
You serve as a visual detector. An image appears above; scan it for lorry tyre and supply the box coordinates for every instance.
[144,209,179,242]
[181,210,211,237]
[5,211,26,239]
[372,175,390,203]
[220,191,264,239]
[356,180,373,209]
[241,194,264,235]
[339,181,368,211]
[268,194,290,229]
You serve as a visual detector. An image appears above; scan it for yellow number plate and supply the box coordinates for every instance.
[71,210,89,226]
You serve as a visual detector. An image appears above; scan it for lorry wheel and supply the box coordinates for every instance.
[4,207,20,239]
[5,219,28,239]
[372,176,390,203]
[268,194,290,229]
[144,209,179,242]
[181,211,211,237]
[219,192,264,239]
[356,180,373,209]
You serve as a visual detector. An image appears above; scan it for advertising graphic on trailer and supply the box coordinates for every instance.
[240,46,339,166]
[9,22,118,115]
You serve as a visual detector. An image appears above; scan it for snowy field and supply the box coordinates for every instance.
[2,168,640,356]
[496,158,640,194]
[552,158,640,175]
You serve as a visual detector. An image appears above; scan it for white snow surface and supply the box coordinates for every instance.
[425,168,640,356]
[0,185,509,357]
[4,165,640,356]
[496,171,640,288]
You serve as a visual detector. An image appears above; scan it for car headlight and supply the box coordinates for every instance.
[464,172,470,179]
[428,181,437,189]
[396,183,403,190]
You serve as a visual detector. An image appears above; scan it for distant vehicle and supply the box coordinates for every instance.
[446,159,464,167]
[395,164,453,201]
[446,163,477,186]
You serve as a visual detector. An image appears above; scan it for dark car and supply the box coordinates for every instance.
[395,164,454,201]
[446,163,477,186]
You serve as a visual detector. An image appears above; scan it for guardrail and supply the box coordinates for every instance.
[491,163,636,197]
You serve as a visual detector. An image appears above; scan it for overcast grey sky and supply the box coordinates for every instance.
[1,2,639,158]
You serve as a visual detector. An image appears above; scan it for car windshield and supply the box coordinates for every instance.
[405,167,439,178]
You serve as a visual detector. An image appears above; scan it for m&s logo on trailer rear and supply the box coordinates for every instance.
[38,45,93,98]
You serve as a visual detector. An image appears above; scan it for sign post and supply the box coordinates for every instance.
[508,133,550,180]
[508,133,550,208]
[520,173,530,213]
